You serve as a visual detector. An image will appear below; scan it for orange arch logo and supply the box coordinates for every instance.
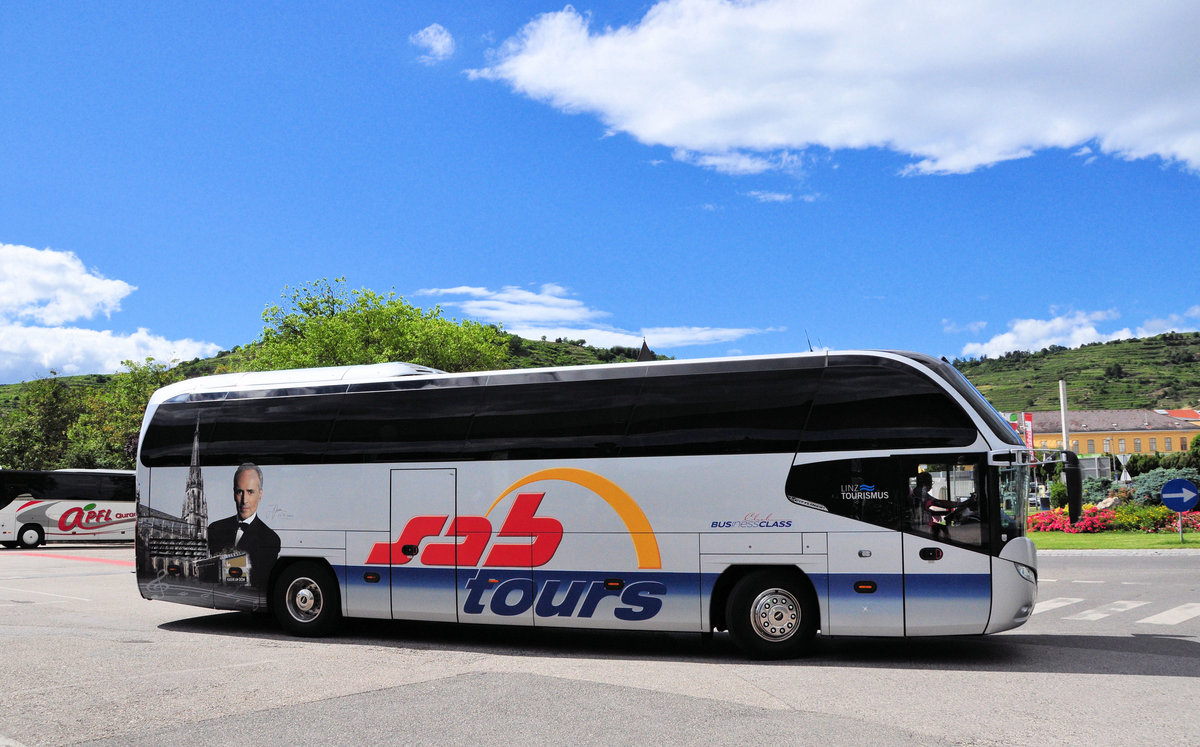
[486,468,661,570]
[366,468,661,570]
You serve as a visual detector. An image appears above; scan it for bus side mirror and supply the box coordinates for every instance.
[1063,451,1082,523]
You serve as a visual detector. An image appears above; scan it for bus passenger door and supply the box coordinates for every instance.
[901,459,992,635]
[902,536,991,635]
[390,469,459,623]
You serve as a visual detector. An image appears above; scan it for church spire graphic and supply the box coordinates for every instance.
[181,414,208,541]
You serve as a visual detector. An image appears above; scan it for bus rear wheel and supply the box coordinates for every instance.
[17,524,44,549]
[272,561,341,637]
[726,570,817,659]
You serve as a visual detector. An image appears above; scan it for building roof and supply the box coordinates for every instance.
[1163,408,1200,420]
[1030,409,1198,433]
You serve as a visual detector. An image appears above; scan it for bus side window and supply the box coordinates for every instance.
[785,457,904,530]
[902,460,988,549]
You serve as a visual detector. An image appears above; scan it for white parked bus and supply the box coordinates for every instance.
[135,352,1080,658]
[1,469,137,548]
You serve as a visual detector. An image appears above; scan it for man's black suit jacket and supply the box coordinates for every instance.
[207,516,281,588]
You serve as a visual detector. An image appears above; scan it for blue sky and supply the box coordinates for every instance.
[2,1,1199,384]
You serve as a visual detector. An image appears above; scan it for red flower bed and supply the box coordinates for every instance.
[1027,506,1114,533]
[1027,506,1200,533]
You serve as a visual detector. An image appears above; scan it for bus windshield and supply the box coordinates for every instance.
[996,462,1032,544]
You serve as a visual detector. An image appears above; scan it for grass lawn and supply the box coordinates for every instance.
[1030,530,1200,550]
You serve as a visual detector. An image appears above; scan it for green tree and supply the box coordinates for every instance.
[250,278,509,373]
[65,359,185,469]
[1125,452,1162,477]
[0,374,86,469]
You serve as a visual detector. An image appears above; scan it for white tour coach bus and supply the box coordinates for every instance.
[134,351,1081,658]
[1,469,136,548]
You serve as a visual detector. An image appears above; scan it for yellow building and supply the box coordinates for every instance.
[1030,409,1199,456]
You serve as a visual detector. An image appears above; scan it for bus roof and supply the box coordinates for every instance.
[148,352,857,402]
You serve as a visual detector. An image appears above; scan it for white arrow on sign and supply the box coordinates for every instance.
[1163,486,1198,501]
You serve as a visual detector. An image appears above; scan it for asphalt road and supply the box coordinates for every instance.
[2,545,1197,746]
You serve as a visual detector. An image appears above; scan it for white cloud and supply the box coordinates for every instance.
[0,244,222,382]
[960,308,1200,358]
[943,319,988,335]
[418,284,782,349]
[470,1,1200,175]
[0,324,221,381]
[1135,306,1200,337]
[745,190,793,203]
[420,283,608,325]
[0,243,134,325]
[410,23,455,65]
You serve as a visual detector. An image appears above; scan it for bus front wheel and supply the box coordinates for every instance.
[725,570,817,659]
[272,561,342,637]
[17,524,43,549]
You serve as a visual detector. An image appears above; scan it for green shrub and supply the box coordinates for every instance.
[1130,467,1200,505]
[1082,477,1112,505]
[1049,480,1068,509]
[1110,504,1179,531]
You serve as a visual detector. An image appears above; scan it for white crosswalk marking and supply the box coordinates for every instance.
[1032,597,1084,614]
[1064,600,1149,621]
[1137,603,1200,625]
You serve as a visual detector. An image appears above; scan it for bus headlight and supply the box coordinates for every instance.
[1015,563,1037,585]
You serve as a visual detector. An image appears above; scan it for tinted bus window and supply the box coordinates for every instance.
[208,391,342,464]
[786,457,905,529]
[141,393,343,467]
[623,366,820,456]
[464,373,642,460]
[1,472,133,503]
[799,359,977,452]
[329,378,485,462]
[140,401,217,467]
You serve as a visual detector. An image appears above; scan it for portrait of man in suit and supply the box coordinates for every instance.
[207,463,281,588]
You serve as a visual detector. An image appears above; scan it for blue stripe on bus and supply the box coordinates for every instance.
[901,573,991,602]
[824,573,991,603]
[341,566,700,591]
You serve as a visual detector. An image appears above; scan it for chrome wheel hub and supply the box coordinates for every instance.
[750,588,799,641]
[287,578,322,622]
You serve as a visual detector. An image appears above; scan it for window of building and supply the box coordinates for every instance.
[1103,439,1111,453]
[1118,439,1126,453]
[1087,440,1095,454]
[1040,440,1047,449]
[1072,440,1079,452]
[1150,438,1157,452]
[1165,439,1174,452]
[1134,438,1142,453]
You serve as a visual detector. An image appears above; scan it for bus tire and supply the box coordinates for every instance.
[272,561,341,637]
[725,569,817,660]
[17,524,44,549]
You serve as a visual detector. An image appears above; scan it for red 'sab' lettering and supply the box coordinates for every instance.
[366,493,564,568]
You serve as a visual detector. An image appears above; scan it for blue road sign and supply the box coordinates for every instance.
[1161,478,1199,512]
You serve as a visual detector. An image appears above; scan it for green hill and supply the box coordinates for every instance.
[952,332,1200,412]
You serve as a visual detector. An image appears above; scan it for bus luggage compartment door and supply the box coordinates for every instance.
[826,532,904,636]
[390,469,459,623]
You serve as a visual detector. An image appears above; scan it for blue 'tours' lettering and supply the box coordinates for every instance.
[462,570,665,621]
